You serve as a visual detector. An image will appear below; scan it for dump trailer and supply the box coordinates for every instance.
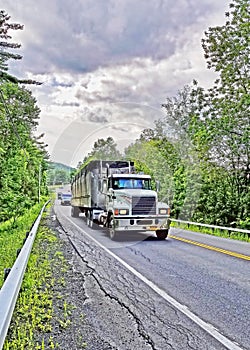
[71,160,170,240]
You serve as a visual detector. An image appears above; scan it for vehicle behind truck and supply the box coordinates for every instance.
[71,160,170,240]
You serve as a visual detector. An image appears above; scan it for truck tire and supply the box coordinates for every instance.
[156,229,168,240]
[71,206,79,218]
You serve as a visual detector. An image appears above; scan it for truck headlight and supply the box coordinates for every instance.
[119,209,129,215]
[159,208,170,215]
[114,209,129,215]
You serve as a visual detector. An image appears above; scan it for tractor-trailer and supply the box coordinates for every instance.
[71,160,170,240]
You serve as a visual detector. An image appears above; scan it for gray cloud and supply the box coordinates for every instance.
[5,0,227,76]
[54,101,80,107]
[3,0,230,165]
[88,114,109,124]
[79,107,110,124]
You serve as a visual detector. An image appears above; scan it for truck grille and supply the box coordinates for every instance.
[132,196,156,215]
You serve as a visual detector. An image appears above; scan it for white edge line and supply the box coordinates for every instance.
[63,213,244,350]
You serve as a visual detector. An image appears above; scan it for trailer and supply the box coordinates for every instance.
[71,160,170,240]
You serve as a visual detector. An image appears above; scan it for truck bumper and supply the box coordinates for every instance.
[113,216,171,232]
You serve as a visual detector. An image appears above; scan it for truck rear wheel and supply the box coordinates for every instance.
[156,229,168,240]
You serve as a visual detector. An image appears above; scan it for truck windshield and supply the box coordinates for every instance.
[112,178,151,190]
[62,194,72,199]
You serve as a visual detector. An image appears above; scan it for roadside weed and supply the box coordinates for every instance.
[0,203,45,288]
[3,218,75,349]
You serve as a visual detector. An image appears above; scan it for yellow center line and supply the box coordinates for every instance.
[169,235,250,261]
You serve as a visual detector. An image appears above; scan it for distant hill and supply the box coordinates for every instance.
[48,162,75,172]
[47,162,76,185]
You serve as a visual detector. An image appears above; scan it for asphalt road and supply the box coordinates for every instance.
[54,202,250,350]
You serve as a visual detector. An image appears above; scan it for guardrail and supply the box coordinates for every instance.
[171,219,250,236]
[0,201,50,349]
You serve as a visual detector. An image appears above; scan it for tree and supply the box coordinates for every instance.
[200,0,250,226]
[159,85,207,219]
[0,11,47,223]
[158,0,250,226]
[83,137,122,163]
[0,10,23,81]
[125,128,201,219]
[0,10,41,84]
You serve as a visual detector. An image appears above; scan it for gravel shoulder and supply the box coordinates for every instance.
[33,206,153,350]
[38,207,118,350]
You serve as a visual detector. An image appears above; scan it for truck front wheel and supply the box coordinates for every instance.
[156,229,168,240]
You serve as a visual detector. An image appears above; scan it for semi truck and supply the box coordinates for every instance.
[71,160,171,240]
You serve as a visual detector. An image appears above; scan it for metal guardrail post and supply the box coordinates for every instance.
[0,201,50,349]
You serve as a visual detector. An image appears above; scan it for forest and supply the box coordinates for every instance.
[0,10,48,224]
[0,0,249,228]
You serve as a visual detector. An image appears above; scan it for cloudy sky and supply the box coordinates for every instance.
[4,0,229,167]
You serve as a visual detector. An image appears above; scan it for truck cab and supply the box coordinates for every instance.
[103,173,170,239]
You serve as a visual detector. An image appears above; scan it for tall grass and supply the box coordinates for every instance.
[3,210,76,349]
[0,202,45,288]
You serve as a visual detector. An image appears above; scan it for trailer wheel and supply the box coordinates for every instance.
[156,229,168,240]
[108,216,117,240]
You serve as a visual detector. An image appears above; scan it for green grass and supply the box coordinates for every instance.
[0,203,46,288]
[171,221,250,242]
[1,200,88,349]
[3,215,73,349]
